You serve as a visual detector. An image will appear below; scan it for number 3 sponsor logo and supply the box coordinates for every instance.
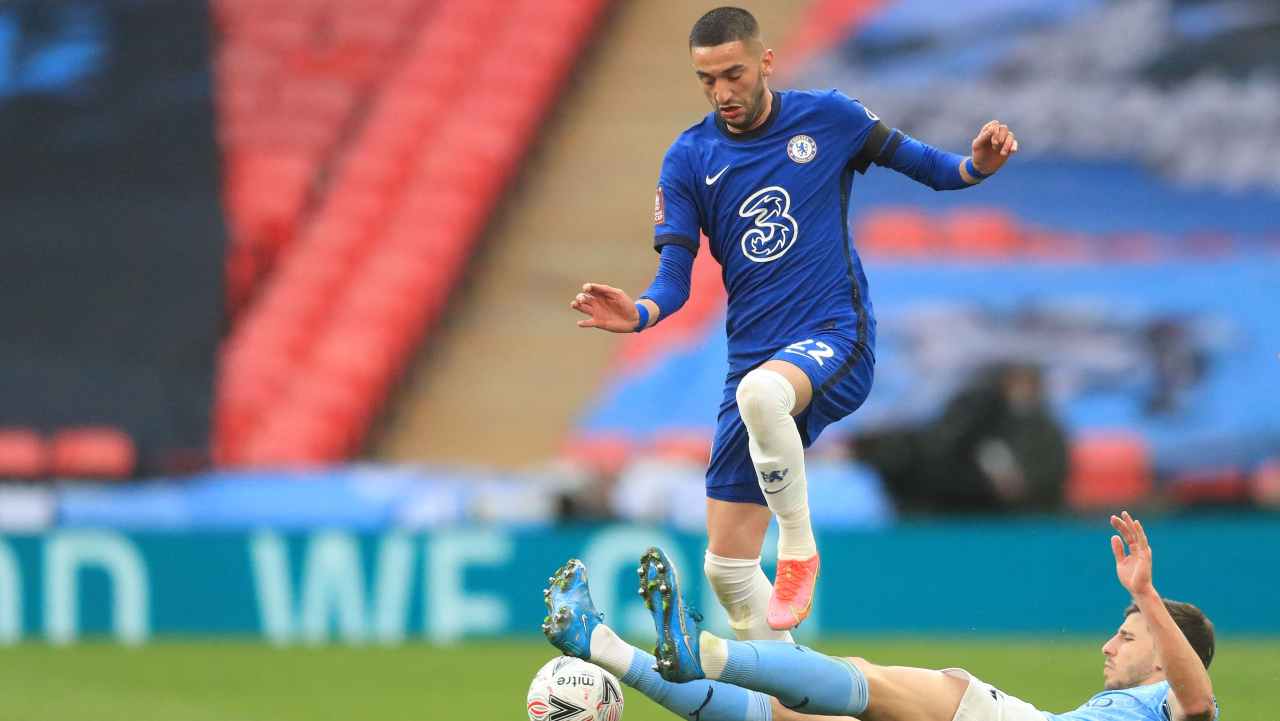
[784,339,835,367]
[738,186,799,263]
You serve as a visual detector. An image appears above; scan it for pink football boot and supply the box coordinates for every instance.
[767,555,820,631]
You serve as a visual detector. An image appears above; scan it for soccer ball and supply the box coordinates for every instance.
[527,656,624,721]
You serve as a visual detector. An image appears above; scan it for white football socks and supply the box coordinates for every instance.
[699,630,730,680]
[704,552,794,641]
[736,368,817,560]
[588,623,636,680]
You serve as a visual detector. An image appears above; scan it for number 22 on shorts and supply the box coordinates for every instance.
[783,339,834,367]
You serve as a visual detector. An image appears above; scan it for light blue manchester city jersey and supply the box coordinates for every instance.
[1047,681,1219,721]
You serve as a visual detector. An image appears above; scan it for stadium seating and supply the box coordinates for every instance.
[216,0,610,465]
[213,0,433,318]
[1065,433,1152,511]
[559,434,635,480]
[0,428,46,480]
[49,427,137,480]
[779,0,887,74]
[1252,460,1280,508]
[1167,468,1250,507]
[853,208,1142,261]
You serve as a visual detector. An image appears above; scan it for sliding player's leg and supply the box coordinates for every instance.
[704,634,970,721]
[644,543,967,721]
[642,544,865,716]
[542,559,772,721]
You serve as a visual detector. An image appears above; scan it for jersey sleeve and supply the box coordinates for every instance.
[828,90,893,175]
[1160,692,1220,721]
[653,140,700,254]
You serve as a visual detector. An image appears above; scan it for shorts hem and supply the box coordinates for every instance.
[705,486,767,506]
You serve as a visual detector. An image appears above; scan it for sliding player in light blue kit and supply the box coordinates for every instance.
[569,6,1018,636]
[542,511,1219,721]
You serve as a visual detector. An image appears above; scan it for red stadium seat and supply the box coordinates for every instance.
[308,327,399,395]
[857,209,935,257]
[238,415,333,467]
[649,432,714,465]
[0,428,47,479]
[49,428,137,480]
[1167,468,1250,506]
[1252,460,1280,508]
[561,436,635,479]
[1065,433,1152,511]
[943,209,1022,258]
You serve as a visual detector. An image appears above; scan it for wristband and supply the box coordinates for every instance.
[633,302,650,332]
[965,156,990,180]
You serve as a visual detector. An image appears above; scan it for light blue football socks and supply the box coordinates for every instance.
[621,650,773,721]
[703,633,869,716]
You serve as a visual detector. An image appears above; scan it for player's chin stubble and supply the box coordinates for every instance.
[722,85,766,131]
[742,84,769,129]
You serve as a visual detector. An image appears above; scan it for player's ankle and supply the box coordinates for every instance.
[776,509,816,556]
[698,631,729,680]
[588,624,635,679]
[777,530,818,560]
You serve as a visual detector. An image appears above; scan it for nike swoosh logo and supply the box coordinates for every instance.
[763,482,793,495]
[705,165,730,185]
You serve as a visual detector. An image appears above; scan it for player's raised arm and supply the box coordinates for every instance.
[859,117,1018,190]
[1110,511,1217,721]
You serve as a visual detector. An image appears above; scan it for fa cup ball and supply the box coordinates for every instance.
[527,656,624,721]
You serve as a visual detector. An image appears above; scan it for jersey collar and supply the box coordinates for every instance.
[715,90,782,142]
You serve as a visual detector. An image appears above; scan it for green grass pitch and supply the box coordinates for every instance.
[1,638,1274,720]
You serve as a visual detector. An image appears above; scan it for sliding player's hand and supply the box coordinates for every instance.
[571,283,641,333]
[1110,510,1155,597]
[971,120,1018,175]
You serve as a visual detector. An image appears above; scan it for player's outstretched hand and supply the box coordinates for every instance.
[971,120,1019,176]
[1110,510,1155,598]
[571,283,641,333]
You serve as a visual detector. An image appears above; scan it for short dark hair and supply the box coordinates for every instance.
[1125,599,1215,669]
[689,7,760,50]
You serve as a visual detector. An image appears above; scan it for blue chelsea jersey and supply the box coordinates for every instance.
[653,89,884,377]
[1047,681,1219,721]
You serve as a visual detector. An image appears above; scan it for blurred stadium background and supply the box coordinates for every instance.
[0,0,1277,719]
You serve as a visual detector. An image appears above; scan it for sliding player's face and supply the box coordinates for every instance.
[691,40,773,132]
[1101,612,1160,690]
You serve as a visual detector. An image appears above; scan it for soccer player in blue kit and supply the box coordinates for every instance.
[541,511,1218,721]
[570,6,1019,635]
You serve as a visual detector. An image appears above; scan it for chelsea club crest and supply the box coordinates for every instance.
[787,134,817,164]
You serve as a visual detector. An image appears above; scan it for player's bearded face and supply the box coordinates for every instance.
[1101,615,1160,690]
[691,41,773,132]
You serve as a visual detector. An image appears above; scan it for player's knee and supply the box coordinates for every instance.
[703,551,754,598]
[846,656,884,682]
[703,552,722,584]
[736,368,795,426]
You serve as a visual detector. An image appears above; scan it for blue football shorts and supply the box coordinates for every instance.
[706,330,875,505]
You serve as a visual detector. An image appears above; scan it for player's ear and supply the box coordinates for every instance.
[760,48,774,77]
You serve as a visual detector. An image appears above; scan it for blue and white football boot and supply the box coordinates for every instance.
[638,546,705,682]
[542,558,602,660]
